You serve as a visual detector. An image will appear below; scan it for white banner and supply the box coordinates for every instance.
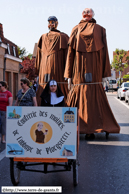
[6,107,77,159]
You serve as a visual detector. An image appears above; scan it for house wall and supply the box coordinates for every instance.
[0,47,5,68]
[6,58,19,72]
[0,69,3,80]
[0,47,5,80]
[0,48,26,99]
[5,58,19,98]
[0,23,26,100]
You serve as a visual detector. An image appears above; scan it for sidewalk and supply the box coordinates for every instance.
[105,91,117,95]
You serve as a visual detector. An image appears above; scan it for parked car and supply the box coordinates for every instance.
[109,79,117,91]
[125,89,129,103]
[117,82,129,100]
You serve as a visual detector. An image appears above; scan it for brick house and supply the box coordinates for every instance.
[0,23,26,99]
[62,147,73,156]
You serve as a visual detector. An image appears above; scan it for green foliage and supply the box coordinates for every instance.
[17,46,27,60]
[17,46,32,60]
[27,53,33,59]
[112,49,128,72]
[9,112,15,117]
[112,48,129,85]
[123,74,129,79]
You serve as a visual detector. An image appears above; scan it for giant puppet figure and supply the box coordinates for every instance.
[64,8,120,139]
[35,16,69,105]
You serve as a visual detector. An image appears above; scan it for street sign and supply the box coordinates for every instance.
[6,107,77,159]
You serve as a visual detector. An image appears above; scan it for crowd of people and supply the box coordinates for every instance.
[0,8,120,145]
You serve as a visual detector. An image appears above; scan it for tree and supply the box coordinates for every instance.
[17,46,33,60]
[112,49,129,85]
[123,74,129,79]
[17,46,27,60]
[20,56,37,80]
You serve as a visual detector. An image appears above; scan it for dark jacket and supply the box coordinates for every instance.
[40,81,65,107]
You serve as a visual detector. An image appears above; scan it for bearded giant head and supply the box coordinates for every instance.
[48,16,58,30]
[82,8,95,21]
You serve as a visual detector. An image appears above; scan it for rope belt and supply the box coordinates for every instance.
[39,82,103,86]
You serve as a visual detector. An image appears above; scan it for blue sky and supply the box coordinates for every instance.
[1,0,129,62]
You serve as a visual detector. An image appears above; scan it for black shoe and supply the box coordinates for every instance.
[85,133,95,140]
[106,132,109,139]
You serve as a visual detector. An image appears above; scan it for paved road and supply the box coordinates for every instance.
[0,92,129,194]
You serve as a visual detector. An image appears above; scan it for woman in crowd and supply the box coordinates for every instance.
[40,80,64,107]
[0,81,13,143]
[15,78,37,106]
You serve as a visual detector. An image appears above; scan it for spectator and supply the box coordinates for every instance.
[0,81,13,143]
[33,78,37,92]
[35,77,39,92]
[106,80,109,92]
[30,80,34,88]
[15,78,37,106]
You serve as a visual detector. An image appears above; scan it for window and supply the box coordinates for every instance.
[112,80,116,84]
[109,80,116,84]
[7,44,10,54]
[0,37,2,42]
[124,83,129,87]
[13,46,16,57]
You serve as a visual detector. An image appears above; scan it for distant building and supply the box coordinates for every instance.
[64,108,75,123]
[33,43,37,58]
[0,23,25,99]
[62,147,73,156]
[8,109,21,119]
[111,69,116,79]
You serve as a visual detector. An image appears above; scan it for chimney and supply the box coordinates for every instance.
[0,23,4,42]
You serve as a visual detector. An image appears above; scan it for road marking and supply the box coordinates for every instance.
[114,97,129,109]
[87,141,129,146]
[119,123,129,126]
[0,149,6,161]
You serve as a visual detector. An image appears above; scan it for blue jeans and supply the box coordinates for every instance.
[0,111,6,135]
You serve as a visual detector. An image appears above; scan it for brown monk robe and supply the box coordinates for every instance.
[35,16,69,105]
[64,8,120,136]
[35,130,45,143]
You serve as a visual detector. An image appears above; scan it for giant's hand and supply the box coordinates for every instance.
[68,78,72,90]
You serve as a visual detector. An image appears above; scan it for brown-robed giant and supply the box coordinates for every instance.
[35,16,69,105]
[64,8,120,139]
